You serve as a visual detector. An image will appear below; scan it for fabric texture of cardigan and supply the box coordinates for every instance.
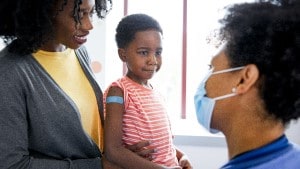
[0,45,104,169]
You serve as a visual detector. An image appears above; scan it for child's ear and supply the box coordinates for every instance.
[236,64,259,94]
[118,48,126,62]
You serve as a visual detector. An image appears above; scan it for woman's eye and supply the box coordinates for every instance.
[78,11,84,19]
[208,64,213,70]
[89,9,96,18]
[78,11,94,20]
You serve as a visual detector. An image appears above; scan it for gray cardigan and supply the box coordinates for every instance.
[0,46,104,169]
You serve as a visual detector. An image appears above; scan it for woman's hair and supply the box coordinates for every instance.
[115,13,163,48]
[218,0,300,124]
[0,0,112,55]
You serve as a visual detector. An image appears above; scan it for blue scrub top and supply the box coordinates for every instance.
[221,135,300,169]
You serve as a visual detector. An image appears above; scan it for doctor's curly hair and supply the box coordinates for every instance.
[0,0,112,55]
[218,0,300,125]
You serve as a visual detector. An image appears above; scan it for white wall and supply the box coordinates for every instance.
[174,135,227,169]
[286,120,300,144]
[176,144,227,169]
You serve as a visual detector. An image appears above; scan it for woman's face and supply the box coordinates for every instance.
[42,0,95,51]
[206,48,244,130]
[206,50,234,99]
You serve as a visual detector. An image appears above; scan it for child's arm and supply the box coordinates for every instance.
[176,147,193,169]
[104,86,171,169]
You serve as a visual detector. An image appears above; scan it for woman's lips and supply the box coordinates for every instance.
[74,35,87,44]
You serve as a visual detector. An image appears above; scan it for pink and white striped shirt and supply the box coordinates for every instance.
[105,76,178,167]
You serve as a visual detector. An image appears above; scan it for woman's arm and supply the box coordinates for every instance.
[0,73,102,169]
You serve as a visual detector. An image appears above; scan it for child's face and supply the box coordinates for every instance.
[121,30,163,85]
[43,0,95,51]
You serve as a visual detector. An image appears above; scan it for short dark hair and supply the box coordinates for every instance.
[218,0,300,124]
[115,13,163,48]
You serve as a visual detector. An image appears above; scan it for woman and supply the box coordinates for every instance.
[194,0,300,168]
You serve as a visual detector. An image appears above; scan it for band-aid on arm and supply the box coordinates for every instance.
[106,96,124,104]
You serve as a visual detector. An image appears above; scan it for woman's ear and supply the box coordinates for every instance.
[118,48,126,62]
[236,64,259,94]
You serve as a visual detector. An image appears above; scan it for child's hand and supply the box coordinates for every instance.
[178,154,193,169]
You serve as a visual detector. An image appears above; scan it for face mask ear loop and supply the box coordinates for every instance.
[213,87,237,101]
[211,66,245,75]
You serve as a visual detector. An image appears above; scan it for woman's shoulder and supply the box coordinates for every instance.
[290,142,300,153]
[0,47,33,73]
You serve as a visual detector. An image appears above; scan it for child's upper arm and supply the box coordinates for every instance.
[104,86,125,152]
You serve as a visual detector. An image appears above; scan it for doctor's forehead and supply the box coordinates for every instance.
[211,49,230,68]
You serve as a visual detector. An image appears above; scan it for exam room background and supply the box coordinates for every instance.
[1,0,299,168]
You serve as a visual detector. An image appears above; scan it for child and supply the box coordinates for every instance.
[103,13,192,169]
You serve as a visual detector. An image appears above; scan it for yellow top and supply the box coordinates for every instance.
[33,48,103,150]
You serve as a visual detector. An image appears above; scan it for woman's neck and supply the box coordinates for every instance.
[225,121,284,159]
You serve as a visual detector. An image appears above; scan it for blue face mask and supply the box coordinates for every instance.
[194,66,245,134]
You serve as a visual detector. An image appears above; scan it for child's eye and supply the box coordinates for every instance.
[155,51,162,56]
[138,51,148,56]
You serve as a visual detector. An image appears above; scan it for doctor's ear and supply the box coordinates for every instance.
[118,48,126,62]
[236,64,259,94]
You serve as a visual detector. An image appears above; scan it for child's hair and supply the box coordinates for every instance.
[115,13,163,48]
[0,0,112,55]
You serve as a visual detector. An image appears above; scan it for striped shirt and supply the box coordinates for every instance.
[105,76,178,167]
